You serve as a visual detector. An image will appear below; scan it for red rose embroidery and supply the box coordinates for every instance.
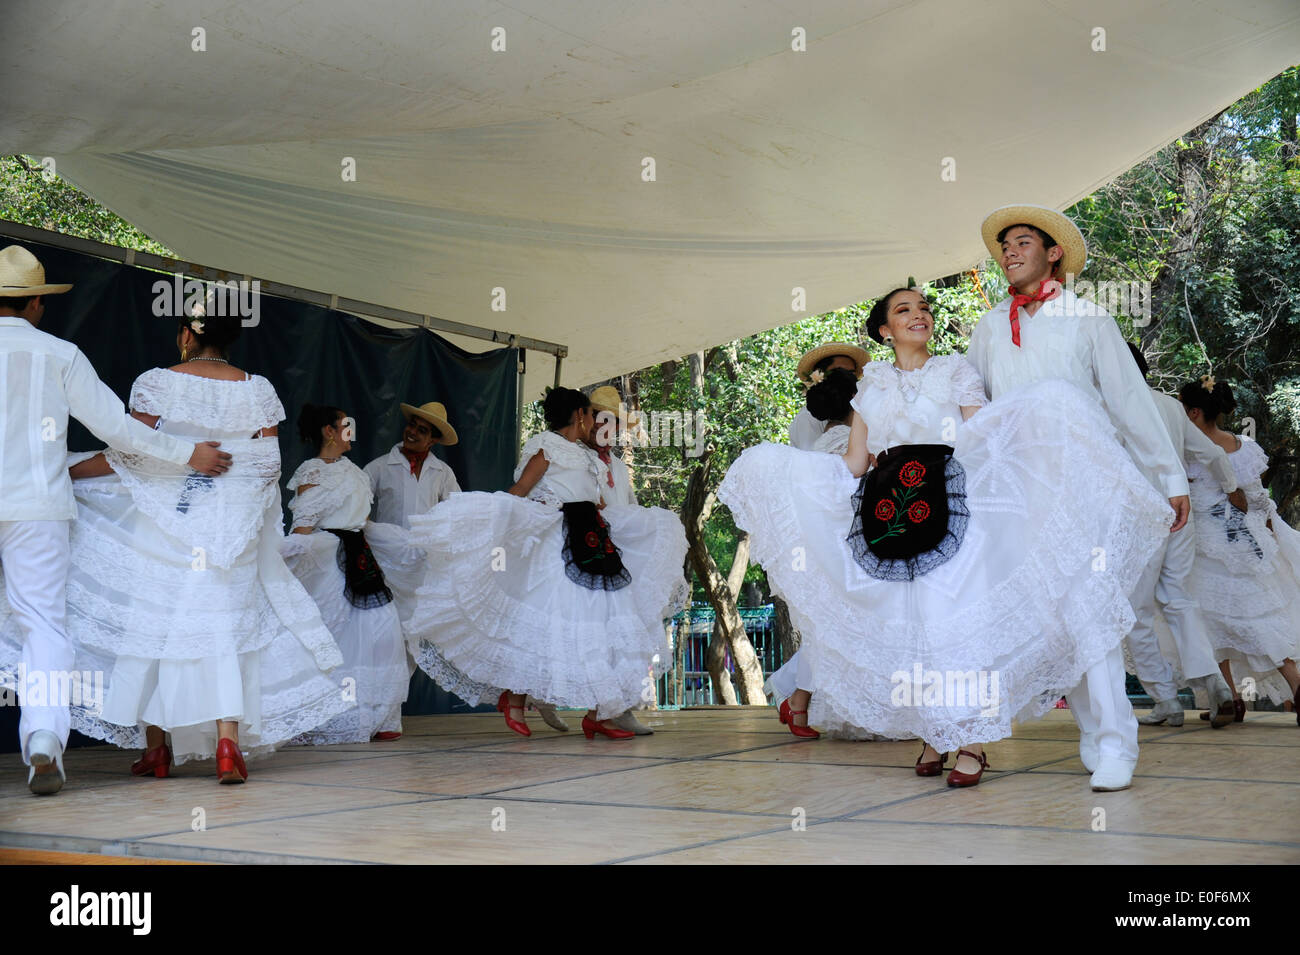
[907,501,930,523]
[899,461,926,487]
[357,554,368,570]
[604,540,615,553]
[584,531,600,549]
[874,499,896,521]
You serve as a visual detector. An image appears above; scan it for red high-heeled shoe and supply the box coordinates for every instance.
[130,743,172,779]
[497,691,531,737]
[216,737,247,784]
[778,699,820,739]
[915,745,948,777]
[581,715,634,739]
[946,748,989,788]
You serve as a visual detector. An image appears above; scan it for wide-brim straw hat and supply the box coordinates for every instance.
[796,342,869,383]
[399,401,459,446]
[981,204,1086,280]
[588,385,625,417]
[0,245,72,296]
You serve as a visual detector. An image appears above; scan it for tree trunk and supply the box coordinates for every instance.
[772,594,801,661]
[681,451,766,703]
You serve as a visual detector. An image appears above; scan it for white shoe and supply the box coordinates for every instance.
[1203,677,1236,729]
[608,710,654,736]
[27,730,65,796]
[528,698,570,732]
[1079,732,1099,773]
[1090,755,1137,792]
[1136,698,1184,727]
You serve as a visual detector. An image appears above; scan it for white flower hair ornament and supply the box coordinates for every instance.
[189,317,206,335]
[809,369,826,384]
[1201,373,1216,393]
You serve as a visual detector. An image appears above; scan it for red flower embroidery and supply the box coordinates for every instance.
[874,499,896,521]
[907,501,930,523]
[584,531,600,549]
[357,554,369,570]
[899,461,926,487]
[604,539,615,553]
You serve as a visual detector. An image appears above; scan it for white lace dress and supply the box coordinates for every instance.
[0,369,349,764]
[281,457,420,742]
[406,430,688,718]
[1186,436,1300,704]
[718,355,1171,750]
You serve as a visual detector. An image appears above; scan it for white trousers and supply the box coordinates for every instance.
[0,520,73,765]
[1064,644,1139,762]
[765,648,813,701]
[1126,520,1220,700]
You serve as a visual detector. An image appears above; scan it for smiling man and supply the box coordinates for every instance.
[967,205,1190,793]
[363,401,460,529]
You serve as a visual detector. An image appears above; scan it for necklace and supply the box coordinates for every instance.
[187,356,229,364]
[891,361,929,403]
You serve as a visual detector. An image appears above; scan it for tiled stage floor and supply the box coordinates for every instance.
[1,707,1297,864]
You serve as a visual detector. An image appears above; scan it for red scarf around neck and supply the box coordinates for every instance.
[594,446,615,488]
[400,447,429,476]
[1007,278,1060,347]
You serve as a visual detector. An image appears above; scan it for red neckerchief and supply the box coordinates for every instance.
[1007,279,1059,347]
[400,447,429,476]
[594,446,615,488]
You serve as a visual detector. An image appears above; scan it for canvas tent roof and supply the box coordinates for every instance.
[3,0,1297,397]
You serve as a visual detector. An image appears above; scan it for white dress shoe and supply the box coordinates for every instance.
[1203,677,1236,729]
[1090,755,1137,792]
[27,730,66,796]
[1079,732,1099,773]
[1136,698,1184,726]
[608,710,653,735]
[528,698,570,732]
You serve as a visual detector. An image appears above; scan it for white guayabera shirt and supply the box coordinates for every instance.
[1149,388,1237,494]
[0,315,193,521]
[967,288,1190,498]
[364,443,461,529]
[787,406,824,450]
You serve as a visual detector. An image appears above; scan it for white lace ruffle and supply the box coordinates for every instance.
[104,437,281,569]
[406,492,686,716]
[811,424,851,455]
[129,367,285,432]
[718,378,1170,751]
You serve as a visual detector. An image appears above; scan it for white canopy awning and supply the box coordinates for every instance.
[5,0,1297,396]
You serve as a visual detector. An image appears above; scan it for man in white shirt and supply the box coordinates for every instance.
[968,205,1188,792]
[1123,344,1243,728]
[586,385,656,734]
[363,401,460,529]
[0,245,230,794]
[788,343,868,450]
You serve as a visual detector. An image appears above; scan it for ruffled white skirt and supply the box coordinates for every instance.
[280,523,420,743]
[407,493,688,718]
[1187,500,1300,704]
[0,473,349,765]
[718,379,1171,751]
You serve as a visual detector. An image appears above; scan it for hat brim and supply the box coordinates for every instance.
[796,343,869,383]
[0,283,72,296]
[981,205,1086,280]
[400,403,459,446]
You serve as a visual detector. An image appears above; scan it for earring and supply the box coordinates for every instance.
[181,346,188,361]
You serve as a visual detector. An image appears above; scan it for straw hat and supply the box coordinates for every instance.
[399,401,458,445]
[796,342,869,383]
[0,245,72,296]
[588,385,625,417]
[980,204,1086,280]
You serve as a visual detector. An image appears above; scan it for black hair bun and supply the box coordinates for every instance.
[542,387,590,431]
[297,402,343,451]
[1178,376,1236,420]
[806,366,857,422]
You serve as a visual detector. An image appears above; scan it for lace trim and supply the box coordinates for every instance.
[129,368,285,431]
[516,431,602,483]
[811,425,851,455]
[103,438,281,568]
[848,453,969,581]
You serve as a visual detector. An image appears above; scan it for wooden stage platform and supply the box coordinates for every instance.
[1,707,1297,864]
